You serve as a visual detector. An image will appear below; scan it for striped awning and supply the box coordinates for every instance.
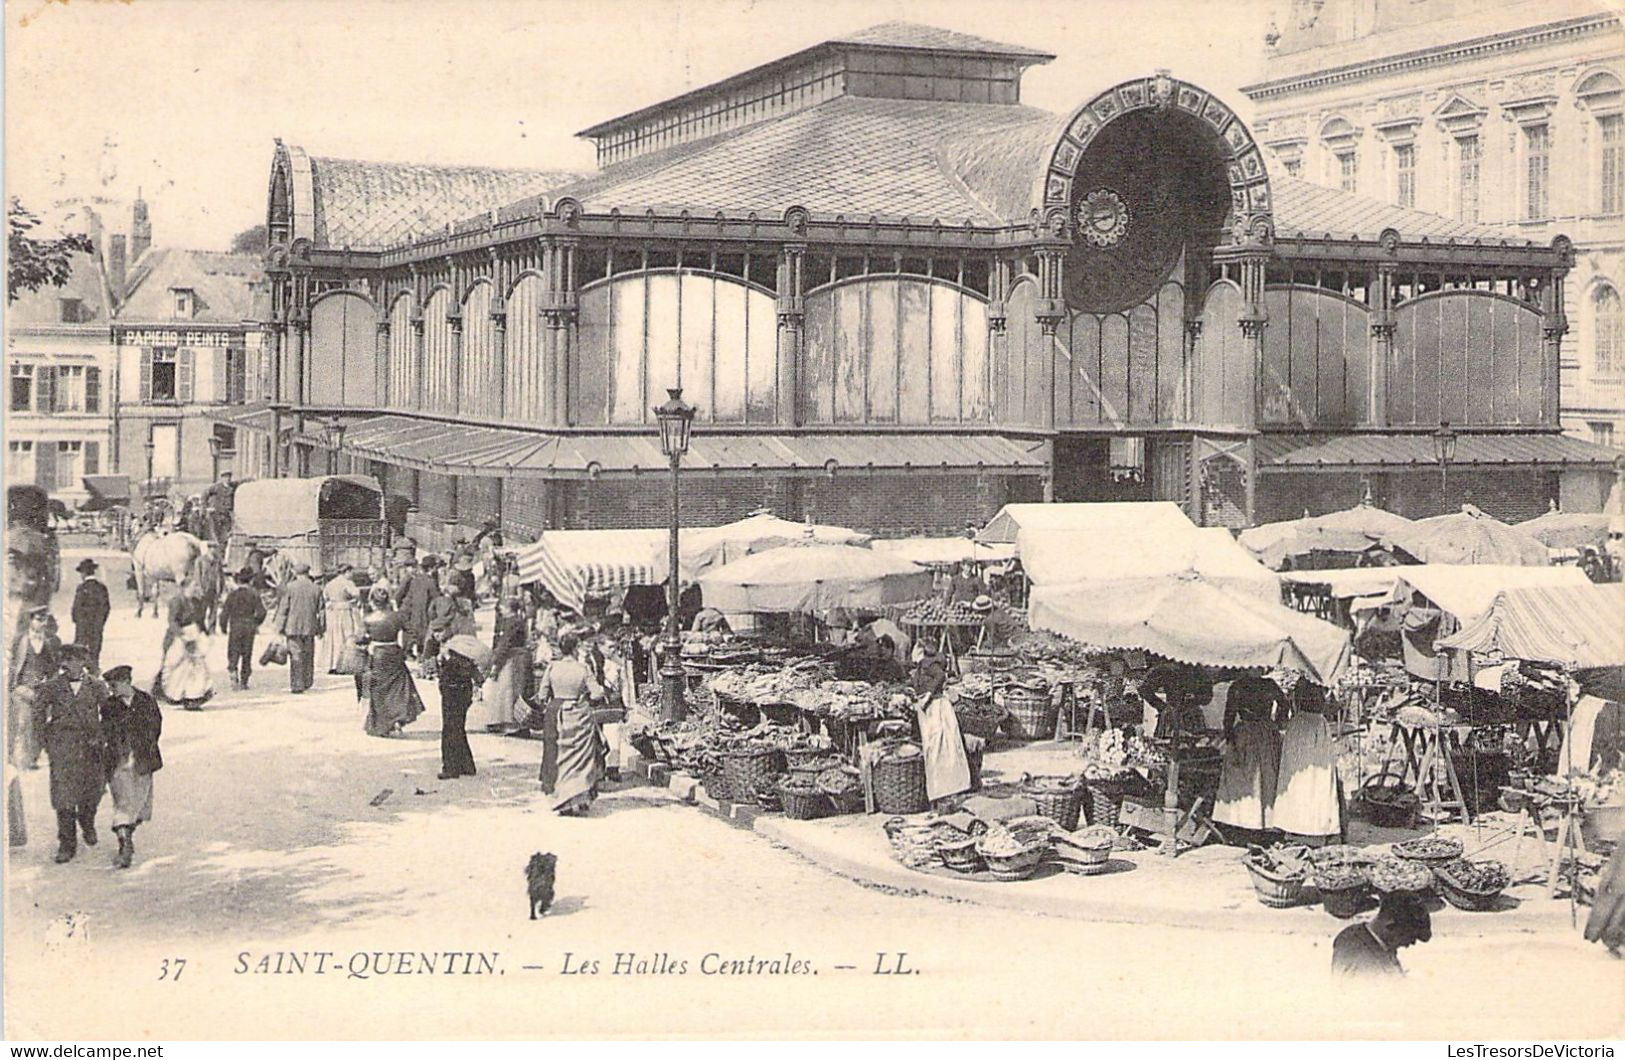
[514,529,668,614]
[1438,584,1625,669]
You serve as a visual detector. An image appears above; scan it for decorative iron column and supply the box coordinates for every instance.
[1369,257,1397,429]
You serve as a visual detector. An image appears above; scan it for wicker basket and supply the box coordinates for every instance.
[872,747,930,815]
[754,780,783,812]
[976,842,1047,882]
[1245,858,1320,909]
[935,837,984,873]
[1434,874,1504,912]
[1002,686,1058,741]
[1023,777,1084,832]
[721,747,784,802]
[1356,771,1420,828]
[1064,840,1112,875]
[785,747,834,770]
[700,770,730,802]
[777,782,829,821]
[1317,882,1371,919]
[954,702,1007,741]
[1084,778,1132,828]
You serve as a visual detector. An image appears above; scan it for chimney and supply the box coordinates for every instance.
[131,192,151,263]
[108,235,127,302]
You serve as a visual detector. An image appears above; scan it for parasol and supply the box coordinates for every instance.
[1381,505,1550,566]
[698,543,933,614]
[680,512,869,579]
[1517,508,1612,551]
[1240,502,1415,570]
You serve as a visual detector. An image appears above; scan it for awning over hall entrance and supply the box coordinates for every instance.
[1256,432,1621,471]
[336,414,1050,479]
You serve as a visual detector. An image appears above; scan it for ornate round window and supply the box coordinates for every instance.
[1078,188,1130,248]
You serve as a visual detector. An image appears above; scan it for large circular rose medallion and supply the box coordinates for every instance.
[1078,188,1130,248]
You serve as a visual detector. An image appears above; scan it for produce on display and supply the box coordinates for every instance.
[1435,858,1511,893]
[1392,835,1464,862]
[1367,856,1434,893]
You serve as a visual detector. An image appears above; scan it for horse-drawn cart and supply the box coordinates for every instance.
[225,474,389,580]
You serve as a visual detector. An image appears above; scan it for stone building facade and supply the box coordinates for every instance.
[1243,0,1625,450]
[243,21,1617,547]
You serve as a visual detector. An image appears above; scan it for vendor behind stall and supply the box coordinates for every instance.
[1212,673,1286,841]
[1137,662,1214,738]
[1272,681,1342,845]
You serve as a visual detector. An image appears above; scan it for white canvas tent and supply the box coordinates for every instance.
[679,513,868,580]
[1380,564,1591,624]
[697,543,932,614]
[1016,525,1280,603]
[977,501,1196,545]
[870,536,1017,566]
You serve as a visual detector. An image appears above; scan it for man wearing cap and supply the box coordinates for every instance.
[396,557,439,661]
[101,665,162,869]
[449,554,476,604]
[220,568,268,690]
[37,645,108,863]
[8,605,62,769]
[70,559,111,671]
[275,562,325,694]
[1332,892,1432,976]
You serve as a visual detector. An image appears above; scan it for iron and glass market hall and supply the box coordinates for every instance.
[238,23,1619,548]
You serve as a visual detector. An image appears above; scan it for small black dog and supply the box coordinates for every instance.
[525,852,558,919]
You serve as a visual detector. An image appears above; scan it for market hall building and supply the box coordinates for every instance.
[235,23,1621,549]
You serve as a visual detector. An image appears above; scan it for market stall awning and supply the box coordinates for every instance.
[1017,526,1280,604]
[339,414,1049,478]
[1381,564,1591,623]
[231,474,382,537]
[680,512,869,580]
[1239,502,1415,570]
[79,475,132,512]
[1028,574,1351,686]
[698,543,933,614]
[1257,432,1622,471]
[977,501,1196,545]
[513,528,669,615]
[1382,505,1551,566]
[1438,584,1625,669]
[870,536,1017,567]
[1517,508,1613,551]
[1279,567,1404,600]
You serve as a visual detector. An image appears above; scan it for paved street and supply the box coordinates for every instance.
[6,548,1623,1040]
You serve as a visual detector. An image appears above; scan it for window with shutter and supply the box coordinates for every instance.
[179,348,195,403]
[86,366,101,413]
[36,367,56,414]
[216,347,229,402]
[140,350,154,402]
[84,440,100,475]
[34,441,58,491]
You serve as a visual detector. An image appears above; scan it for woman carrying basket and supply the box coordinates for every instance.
[535,631,606,817]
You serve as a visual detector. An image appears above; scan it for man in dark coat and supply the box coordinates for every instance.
[396,558,439,660]
[8,605,62,769]
[1332,892,1431,976]
[70,558,111,670]
[220,568,268,690]
[101,665,162,869]
[275,562,325,694]
[38,645,108,863]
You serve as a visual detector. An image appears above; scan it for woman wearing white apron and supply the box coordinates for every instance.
[1271,682,1342,843]
[320,567,362,674]
[912,660,970,803]
[1213,674,1285,838]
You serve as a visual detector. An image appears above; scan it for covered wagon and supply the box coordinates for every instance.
[225,474,388,579]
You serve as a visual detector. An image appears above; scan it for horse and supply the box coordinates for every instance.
[130,529,207,620]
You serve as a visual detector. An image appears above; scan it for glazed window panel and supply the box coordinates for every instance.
[1128,303,1158,424]
[834,282,865,423]
[1524,125,1550,220]
[1156,284,1185,422]
[801,288,835,423]
[506,275,545,421]
[961,297,989,421]
[745,284,777,422]
[1068,312,1102,425]
[461,283,494,418]
[1602,116,1623,216]
[929,282,961,421]
[1596,285,1622,377]
[897,281,931,423]
[1099,313,1130,428]
[601,278,644,423]
[866,282,899,423]
[389,296,415,411]
[645,275,681,405]
[712,280,748,422]
[423,289,453,415]
[677,274,714,419]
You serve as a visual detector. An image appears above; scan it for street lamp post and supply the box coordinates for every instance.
[1432,421,1458,515]
[143,436,156,495]
[654,387,696,722]
[320,418,347,476]
[207,434,223,481]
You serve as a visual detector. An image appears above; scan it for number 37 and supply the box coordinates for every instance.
[158,958,187,981]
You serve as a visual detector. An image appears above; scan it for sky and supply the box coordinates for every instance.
[4,0,1279,252]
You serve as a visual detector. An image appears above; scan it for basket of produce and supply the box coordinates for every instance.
[816,766,866,815]
[934,835,984,873]
[721,745,785,802]
[1082,774,1136,828]
[1367,856,1434,896]
[885,817,967,869]
[1021,773,1085,832]
[974,824,1050,882]
[1244,846,1319,909]
[1001,683,1058,741]
[1356,771,1420,828]
[1432,858,1511,912]
[784,741,836,770]
[1313,864,1372,919]
[872,742,930,815]
[700,770,731,802]
[789,755,841,780]
[1062,824,1116,874]
[1392,834,1464,866]
[753,778,783,812]
[776,775,829,821]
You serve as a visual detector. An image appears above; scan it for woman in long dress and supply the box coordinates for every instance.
[913,661,971,803]
[361,586,426,738]
[156,622,214,711]
[1271,681,1342,844]
[320,566,362,674]
[485,598,532,733]
[1212,674,1285,838]
[536,631,605,816]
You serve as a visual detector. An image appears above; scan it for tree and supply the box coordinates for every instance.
[229,224,268,254]
[7,198,94,303]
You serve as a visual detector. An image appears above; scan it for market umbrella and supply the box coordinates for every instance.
[680,512,869,580]
[1028,573,1351,686]
[1517,508,1612,551]
[442,634,494,674]
[697,543,933,614]
[1381,505,1550,567]
[1240,502,1414,570]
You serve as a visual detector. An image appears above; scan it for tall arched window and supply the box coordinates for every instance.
[1596,284,1622,377]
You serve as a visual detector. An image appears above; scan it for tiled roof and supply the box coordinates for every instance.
[557,95,1057,224]
[830,22,1055,58]
[1257,432,1621,469]
[306,156,582,249]
[118,249,263,325]
[6,249,109,329]
[1268,169,1536,244]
